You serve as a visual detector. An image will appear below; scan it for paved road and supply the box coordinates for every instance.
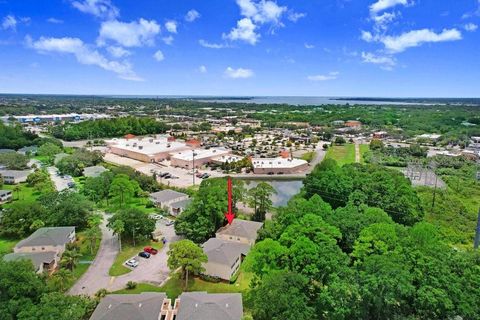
[47,166,74,191]
[69,216,180,296]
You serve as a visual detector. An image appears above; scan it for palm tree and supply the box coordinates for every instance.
[87,212,103,228]
[51,269,74,292]
[111,219,125,251]
[13,185,21,200]
[61,249,82,271]
[85,226,101,254]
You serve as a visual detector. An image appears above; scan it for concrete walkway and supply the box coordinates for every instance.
[355,143,361,163]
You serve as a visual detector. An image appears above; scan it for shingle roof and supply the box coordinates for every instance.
[202,238,250,266]
[176,292,243,320]
[170,198,192,209]
[149,189,187,203]
[16,227,75,248]
[83,165,108,178]
[89,293,167,320]
[0,170,32,179]
[3,252,56,271]
[216,219,263,241]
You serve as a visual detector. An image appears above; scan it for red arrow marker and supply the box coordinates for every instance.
[225,176,235,225]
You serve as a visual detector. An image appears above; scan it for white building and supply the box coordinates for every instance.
[170,148,230,169]
[251,157,308,174]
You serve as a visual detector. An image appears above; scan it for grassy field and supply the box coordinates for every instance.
[114,268,253,299]
[109,240,162,276]
[359,144,370,164]
[301,151,316,163]
[0,238,18,257]
[325,144,356,166]
[1,183,41,207]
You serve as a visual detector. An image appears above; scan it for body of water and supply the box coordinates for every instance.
[243,179,304,207]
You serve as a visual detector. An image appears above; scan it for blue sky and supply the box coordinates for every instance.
[0,0,479,97]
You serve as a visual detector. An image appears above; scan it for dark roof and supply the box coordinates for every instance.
[149,190,187,203]
[202,238,250,266]
[16,227,75,248]
[176,292,243,320]
[3,252,56,271]
[216,219,263,240]
[89,293,167,320]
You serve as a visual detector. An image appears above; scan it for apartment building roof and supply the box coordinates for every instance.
[176,292,243,320]
[89,293,167,320]
[16,227,75,248]
[202,238,250,266]
[216,219,263,241]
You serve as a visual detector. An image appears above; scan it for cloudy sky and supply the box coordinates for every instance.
[0,0,479,97]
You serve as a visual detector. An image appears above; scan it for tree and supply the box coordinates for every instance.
[84,226,101,254]
[243,239,287,277]
[17,292,95,320]
[0,202,46,238]
[110,219,125,251]
[0,152,29,170]
[107,208,155,243]
[109,174,138,207]
[83,171,114,203]
[37,142,62,164]
[248,271,314,320]
[167,240,207,289]
[247,182,276,222]
[49,268,74,292]
[60,249,82,271]
[370,139,384,150]
[26,169,54,193]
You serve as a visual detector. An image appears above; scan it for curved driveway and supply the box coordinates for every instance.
[69,215,179,296]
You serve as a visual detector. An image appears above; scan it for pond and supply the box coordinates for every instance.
[242,179,304,207]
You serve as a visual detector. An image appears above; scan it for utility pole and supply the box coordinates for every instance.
[474,207,480,249]
[430,161,438,212]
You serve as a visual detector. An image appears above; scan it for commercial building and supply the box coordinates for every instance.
[170,148,230,169]
[251,157,308,174]
[107,136,190,163]
[1,113,110,124]
[90,292,243,320]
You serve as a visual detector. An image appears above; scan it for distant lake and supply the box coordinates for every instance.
[243,179,304,207]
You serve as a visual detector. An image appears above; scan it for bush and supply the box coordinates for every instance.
[199,274,222,283]
[126,281,137,290]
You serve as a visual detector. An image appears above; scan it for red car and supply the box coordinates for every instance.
[144,246,158,255]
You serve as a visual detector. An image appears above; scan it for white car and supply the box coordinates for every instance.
[125,259,139,268]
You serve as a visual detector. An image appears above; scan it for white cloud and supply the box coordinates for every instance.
[162,35,174,45]
[199,39,228,49]
[71,0,119,20]
[369,0,412,15]
[153,50,164,62]
[288,12,306,22]
[307,71,339,81]
[361,52,396,70]
[373,11,397,30]
[304,43,315,49]
[381,28,462,53]
[361,30,374,42]
[27,36,142,81]
[185,9,200,22]
[224,67,254,79]
[98,19,161,47]
[464,23,478,32]
[198,65,207,73]
[47,18,64,24]
[165,20,177,33]
[2,15,17,31]
[224,17,259,45]
[107,46,131,58]
[462,0,480,19]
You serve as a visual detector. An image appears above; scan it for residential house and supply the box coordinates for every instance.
[175,292,243,320]
[0,189,12,203]
[89,292,243,320]
[3,251,56,274]
[0,169,32,184]
[202,238,250,281]
[216,219,263,246]
[149,189,191,216]
[89,293,170,320]
[83,165,108,178]
[14,227,76,264]
[17,146,38,156]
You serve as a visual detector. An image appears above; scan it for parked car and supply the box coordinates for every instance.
[125,259,139,268]
[144,246,158,255]
[163,174,172,179]
[67,182,76,188]
[201,173,210,179]
[160,172,170,178]
[138,251,151,259]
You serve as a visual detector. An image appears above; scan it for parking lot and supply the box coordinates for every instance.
[47,166,75,191]
[104,153,224,188]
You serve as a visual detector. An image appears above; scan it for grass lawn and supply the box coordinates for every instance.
[109,240,162,276]
[1,183,41,208]
[325,144,356,166]
[70,230,102,285]
[113,267,253,299]
[301,151,316,163]
[359,144,370,164]
[103,197,157,215]
[0,238,18,257]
